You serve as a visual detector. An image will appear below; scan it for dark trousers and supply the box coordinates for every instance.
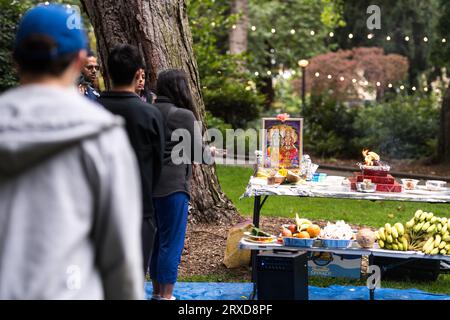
[142,217,157,275]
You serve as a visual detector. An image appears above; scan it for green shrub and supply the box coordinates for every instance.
[203,78,263,129]
[303,94,360,158]
[353,94,440,159]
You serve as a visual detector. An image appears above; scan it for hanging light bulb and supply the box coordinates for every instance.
[290,29,296,35]
[424,37,429,43]
[348,33,354,39]
[424,87,429,92]
[443,38,447,43]
[327,75,332,79]
[367,33,374,40]
[400,85,405,90]
[376,82,381,87]
[315,72,320,77]
[340,76,345,81]
[412,86,417,91]
[310,30,315,36]
[405,36,410,42]
[352,79,357,83]
[251,26,256,31]
[271,28,276,34]
[232,24,237,29]
[329,32,334,37]
[267,70,272,76]
[388,83,393,88]
[386,35,391,41]
[254,72,259,77]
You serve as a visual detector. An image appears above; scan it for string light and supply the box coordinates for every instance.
[327,75,332,79]
[352,79,357,83]
[310,30,315,36]
[405,36,410,42]
[254,72,259,77]
[315,72,320,77]
[329,32,334,37]
[232,24,237,29]
[400,85,405,90]
[211,22,216,27]
[386,35,391,41]
[367,33,374,40]
[267,70,272,76]
[443,38,447,43]
[412,86,417,91]
[340,76,345,81]
[424,87,429,92]
[424,37,429,43]
[251,26,256,31]
[376,82,381,87]
[348,33,354,39]
[271,28,276,34]
[388,83,393,88]
[290,29,296,35]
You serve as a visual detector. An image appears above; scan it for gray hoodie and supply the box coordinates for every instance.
[0,85,144,299]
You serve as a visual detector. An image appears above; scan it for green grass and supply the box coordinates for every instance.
[216,165,450,228]
[210,165,450,295]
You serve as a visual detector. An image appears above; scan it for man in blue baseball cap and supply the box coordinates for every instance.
[0,3,144,299]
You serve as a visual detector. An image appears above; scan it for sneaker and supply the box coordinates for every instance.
[159,296,176,301]
[151,294,161,300]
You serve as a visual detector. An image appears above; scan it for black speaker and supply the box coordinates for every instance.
[256,250,308,300]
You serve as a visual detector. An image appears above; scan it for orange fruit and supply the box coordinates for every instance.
[307,224,321,238]
[297,231,310,239]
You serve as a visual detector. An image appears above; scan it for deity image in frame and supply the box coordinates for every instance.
[262,118,303,169]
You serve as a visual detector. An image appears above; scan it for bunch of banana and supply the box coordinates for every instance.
[375,223,409,251]
[405,210,450,255]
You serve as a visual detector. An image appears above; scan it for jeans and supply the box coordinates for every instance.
[150,192,189,284]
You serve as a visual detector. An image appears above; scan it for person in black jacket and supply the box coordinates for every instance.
[98,45,165,276]
[150,69,215,300]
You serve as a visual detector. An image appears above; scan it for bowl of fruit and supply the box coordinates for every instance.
[280,215,321,248]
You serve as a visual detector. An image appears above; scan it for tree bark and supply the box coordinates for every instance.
[80,0,239,224]
[229,0,248,55]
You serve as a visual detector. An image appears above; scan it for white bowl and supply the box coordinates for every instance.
[401,179,419,190]
[426,180,447,191]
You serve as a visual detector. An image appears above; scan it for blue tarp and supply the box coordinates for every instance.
[144,282,450,300]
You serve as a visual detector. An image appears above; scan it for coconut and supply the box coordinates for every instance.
[356,228,376,248]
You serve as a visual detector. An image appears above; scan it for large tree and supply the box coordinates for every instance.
[80,0,238,224]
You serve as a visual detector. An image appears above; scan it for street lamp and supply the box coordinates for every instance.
[298,59,309,115]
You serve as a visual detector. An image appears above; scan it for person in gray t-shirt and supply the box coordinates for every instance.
[0,4,143,300]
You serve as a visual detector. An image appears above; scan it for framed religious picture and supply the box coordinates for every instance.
[262,117,303,169]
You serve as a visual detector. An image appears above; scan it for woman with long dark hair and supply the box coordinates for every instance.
[150,69,214,300]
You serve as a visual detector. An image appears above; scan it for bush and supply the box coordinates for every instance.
[0,0,21,92]
[353,94,440,159]
[204,78,263,129]
[303,94,360,158]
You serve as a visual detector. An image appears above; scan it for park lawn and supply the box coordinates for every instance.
[216,165,450,228]
[209,165,450,296]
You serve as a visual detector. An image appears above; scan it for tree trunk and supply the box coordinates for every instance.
[80,0,239,224]
[229,0,248,55]
[439,85,450,162]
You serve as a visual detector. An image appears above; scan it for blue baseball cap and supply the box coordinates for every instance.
[14,3,88,59]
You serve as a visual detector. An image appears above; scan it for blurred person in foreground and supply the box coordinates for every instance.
[98,45,165,277]
[0,4,143,299]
